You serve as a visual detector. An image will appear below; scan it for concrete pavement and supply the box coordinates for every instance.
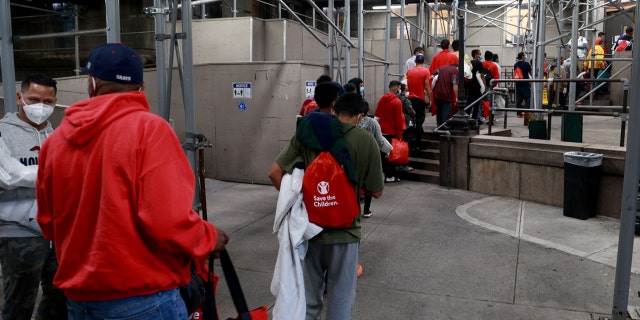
[205,177,640,320]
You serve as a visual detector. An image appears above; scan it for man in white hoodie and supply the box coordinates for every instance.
[0,74,67,319]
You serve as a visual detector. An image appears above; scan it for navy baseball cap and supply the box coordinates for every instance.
[415,54,425,63]
[85,43,143,84]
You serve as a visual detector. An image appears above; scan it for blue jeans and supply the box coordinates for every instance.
[67,288,188,320]
[434,98,452,127]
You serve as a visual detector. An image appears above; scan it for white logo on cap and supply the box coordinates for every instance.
[116,75,131,82]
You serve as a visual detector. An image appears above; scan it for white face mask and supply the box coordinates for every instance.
[404,92,409,97]
[21,97,54,125]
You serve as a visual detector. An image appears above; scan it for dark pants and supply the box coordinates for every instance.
[515,85,531,111]
[364,151,385,213]
[409,98,427,147]
[382,135,398,179]
[0,237,67,320]
[434,98,452,127]
[559,81,587,109]
[467,91,483,120]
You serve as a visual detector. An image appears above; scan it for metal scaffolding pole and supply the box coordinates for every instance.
[328,0,335,77]
[153,0,170,121]
[358,0,364,78]
[611,4,640,318]
[434,0,439,42]
[384,0,391,90]
[305,0,356,48]
[568,0,578,111]
[419,0,425,46]
[517,0,522,51]
[277,0,326,46]
[0,0,17,114]
[555,0,563,108]
[399,0,405,77]
[534,0,546,114]
[345,0,351,81]
[180,0,200,208]
[105,0,121,43]
[14,29,106,42]
[74,5,81,76]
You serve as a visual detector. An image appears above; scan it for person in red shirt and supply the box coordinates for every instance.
[375,80,405,182]
[429,39,459,75]
[432,64,458,126]
[36,43,229,318]
[482,51,500,88]
[406,54,431,150]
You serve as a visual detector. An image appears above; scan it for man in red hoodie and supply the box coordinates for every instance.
[36,43,228,318]
[375,80,405,182]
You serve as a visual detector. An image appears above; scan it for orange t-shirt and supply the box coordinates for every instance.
[429,50,459,74]
[406,67,431,101]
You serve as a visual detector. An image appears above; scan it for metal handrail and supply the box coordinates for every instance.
[487,78,629,147]
[431,76,629,147]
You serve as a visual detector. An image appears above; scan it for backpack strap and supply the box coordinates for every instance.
[330,125,358,185]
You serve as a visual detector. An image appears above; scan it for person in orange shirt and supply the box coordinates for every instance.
[482,51,500,89]
[375,80,405,182]
[406,54,431,150]
[429,39,459,75]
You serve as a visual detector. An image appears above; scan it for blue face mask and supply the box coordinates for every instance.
[478,55,483,61]
[359,87,364,95]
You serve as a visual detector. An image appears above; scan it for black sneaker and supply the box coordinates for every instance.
[363,210,372,218]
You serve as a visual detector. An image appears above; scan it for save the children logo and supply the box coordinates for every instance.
[317,181,329,195]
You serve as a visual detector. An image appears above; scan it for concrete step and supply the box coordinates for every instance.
[407,157,439,171]
[400,131,442,184]
[397,168,439,184]
[410,148,440,160]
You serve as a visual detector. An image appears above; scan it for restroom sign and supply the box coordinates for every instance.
[305,81,316,98]
[232,82,252,99]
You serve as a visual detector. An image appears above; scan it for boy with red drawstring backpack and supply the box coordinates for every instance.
[268,91,384,319]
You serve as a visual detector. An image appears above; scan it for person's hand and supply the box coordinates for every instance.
[212,228,229,258]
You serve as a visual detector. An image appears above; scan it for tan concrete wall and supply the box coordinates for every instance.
[609,50,632,107]
[464,135,625,218]
[186,17,259,64]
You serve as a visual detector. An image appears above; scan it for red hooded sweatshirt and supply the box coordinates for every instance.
[375,93,405,139]
[36,91,218,301]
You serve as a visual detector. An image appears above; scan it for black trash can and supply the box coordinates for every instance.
[563,151,603,220]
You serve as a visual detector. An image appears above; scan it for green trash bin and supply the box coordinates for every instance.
[563,152,603,220]
[561,114,583,143]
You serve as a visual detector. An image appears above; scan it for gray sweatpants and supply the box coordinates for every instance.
[303,241,359,320]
